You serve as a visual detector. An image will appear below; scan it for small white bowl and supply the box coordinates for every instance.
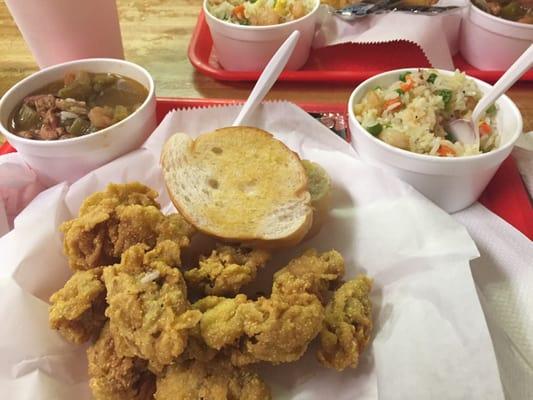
[203,0,320,71]
[348,68,523,213]
[460,3,533,70]
[0,58,156,186]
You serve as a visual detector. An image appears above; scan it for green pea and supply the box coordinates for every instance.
[427,73,437,84]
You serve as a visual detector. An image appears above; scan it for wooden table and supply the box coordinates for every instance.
[0,0,531,132]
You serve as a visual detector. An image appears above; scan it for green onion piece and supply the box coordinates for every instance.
[486,104,497,115]
[444,132,455,142]
[373,86,382,91]
[68,117,90,136]
[436,89,453,109]
[427,73,437,84]
[366,123,383,136]
[399,72,412,82]
[395,89,404,95]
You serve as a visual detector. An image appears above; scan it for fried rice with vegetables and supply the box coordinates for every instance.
[207,0,315,25]
[354,69,499,157]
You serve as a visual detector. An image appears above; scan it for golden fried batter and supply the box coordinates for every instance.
[155,358,271,400]
[317,276,373,371]
[185,245,270,296]
[103,241,202,373]
[272,249,345,304]
[61,182,194,271]
[49,268,106,344]
[193,249,345,366]
[87,323,156,400]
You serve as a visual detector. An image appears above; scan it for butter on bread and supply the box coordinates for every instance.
[161,127,313,248]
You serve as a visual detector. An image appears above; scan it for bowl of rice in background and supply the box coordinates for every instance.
[203,0,320,71]
[348,68,523,213]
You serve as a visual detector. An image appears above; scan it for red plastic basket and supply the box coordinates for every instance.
[188,11,533,84]
[1,97,532,239]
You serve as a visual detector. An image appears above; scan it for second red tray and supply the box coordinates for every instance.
[189,11,533,84]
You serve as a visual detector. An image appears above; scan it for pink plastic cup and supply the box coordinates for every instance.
[5,0,124,68]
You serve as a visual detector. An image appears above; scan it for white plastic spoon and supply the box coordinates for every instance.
[232,30,300,126]
[448,44,533,147]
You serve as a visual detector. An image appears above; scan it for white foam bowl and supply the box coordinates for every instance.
[203,0,320,71]
[0,58,156,186]
[348,68,523,213]
[460,3,533,70]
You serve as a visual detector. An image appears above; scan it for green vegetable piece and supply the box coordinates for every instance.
[373,86,382,91]
[427,73,437,84]
[58,81,93,100]
[366,123,383,136]
[399,72,412,82]
[501,2,525,21]
[16,104,41,131]
[112,105,130,123]
[486,104,497,115]
[444,132,455,142]
[436,89,453,109]
[395,89,404,95]
[67,117,90,136]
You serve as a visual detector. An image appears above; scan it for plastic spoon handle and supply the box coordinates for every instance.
[472,44,533,124]
[232,31,300,126]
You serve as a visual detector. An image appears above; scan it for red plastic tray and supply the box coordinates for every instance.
[189,11,533,83]
[1,97,532,239]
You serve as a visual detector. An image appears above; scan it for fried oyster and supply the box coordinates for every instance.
[103,240,202,373]
[317,276,373,371]
[192,249,345,366]
[155,357,271,400]
[184,244,270,296]
[49,267,106,344]
[87,323,156,400]
[61,182,194,271]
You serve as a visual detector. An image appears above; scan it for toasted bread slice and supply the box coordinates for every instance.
[302,160,332,239]
[161,127,313,247]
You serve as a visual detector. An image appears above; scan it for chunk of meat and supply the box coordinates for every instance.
[56,98,89,115]
[24,94,56,115]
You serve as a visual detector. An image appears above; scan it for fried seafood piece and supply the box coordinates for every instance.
[184,245,271,296]
[87,323,156,400]
[272,249,345,304]
[317,276,373,371]
[48,267,106,344]
[61,182,194,271]
[155,357,271,400]
[230,293,325,366]
[103,241,202,373]
[189,249,347,366]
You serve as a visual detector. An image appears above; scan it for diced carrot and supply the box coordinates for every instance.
[232,4,245,19]
[383,97,402,112]
[400,76,414,92]
[437,144,456,156]
[479,122,492,136]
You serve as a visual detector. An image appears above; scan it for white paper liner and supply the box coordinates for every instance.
[313,1,467,70]
[0,101,505,399]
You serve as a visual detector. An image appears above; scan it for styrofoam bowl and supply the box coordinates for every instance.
[460,3,533,70]
[203,0,320,71]
[0,58,156,186]
[348,68,523,213]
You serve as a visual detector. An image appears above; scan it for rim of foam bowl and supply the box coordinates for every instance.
[347,68,523,165]
[203,0,320,31]
[469,3,533,39]
[0,58,155,148]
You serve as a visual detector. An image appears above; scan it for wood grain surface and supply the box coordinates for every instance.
[0,0,531,132]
